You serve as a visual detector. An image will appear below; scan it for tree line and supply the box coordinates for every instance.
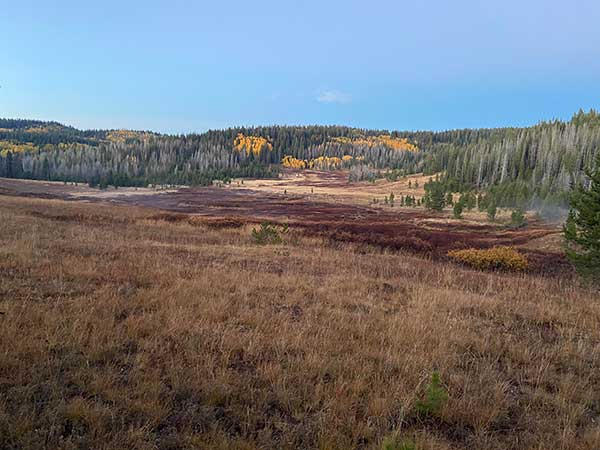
[0,111,598,203]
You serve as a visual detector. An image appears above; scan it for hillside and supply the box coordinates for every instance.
[0,110,599,206]
[0,119,159,148]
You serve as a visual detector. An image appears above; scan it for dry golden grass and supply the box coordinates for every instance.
[231,170,433,206]
[1,196,599,450]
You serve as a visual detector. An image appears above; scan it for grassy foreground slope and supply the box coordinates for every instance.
[1,196,599,449]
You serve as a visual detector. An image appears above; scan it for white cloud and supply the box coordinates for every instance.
[317,90,351,104]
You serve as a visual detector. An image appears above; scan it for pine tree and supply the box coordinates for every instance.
[465,192,476,210]
[6,151,13,178]
[453,199,464,219]
[510,208,526,228]
[477,192,484,211]
[424,180,446,211]
[564,153,600,281]
[487,197,497,221]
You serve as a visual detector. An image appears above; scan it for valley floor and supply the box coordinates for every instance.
[0,175,567,274]
[0,177,599,449]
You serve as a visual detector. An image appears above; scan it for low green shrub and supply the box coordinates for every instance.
[251,222,289,245]
[510,208,527,228]
[415,371,448,417]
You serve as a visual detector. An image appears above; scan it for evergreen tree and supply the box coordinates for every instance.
[6,151,13,178]
[464,191,476,210]
[487,197,497,221]
[453,199,464,219]
[424,180,446,211]
[510,208,526,228]
[564,153,600,281]
[477,192,485,211]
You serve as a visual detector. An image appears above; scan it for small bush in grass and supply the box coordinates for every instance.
[251,222,289,245]
[415,371,448,417]
[448,246,528,271]
[510,208,527,228]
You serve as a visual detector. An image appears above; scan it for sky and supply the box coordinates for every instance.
[3,0,600,134]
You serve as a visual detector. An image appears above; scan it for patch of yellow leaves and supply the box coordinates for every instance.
[106,130,152,142]
[281,154,363,170]
[0,141,38,156]
[233,134,273,156]
[447,246,528,271]
[331,135,419,152]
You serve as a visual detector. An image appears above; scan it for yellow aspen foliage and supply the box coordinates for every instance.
[331,135,419,152]
[0,141,38,156]
[281,155,307,169]
[282,154,358,170]
[106,130,152,142]
[233,134,273,156]
[312,156,343,169]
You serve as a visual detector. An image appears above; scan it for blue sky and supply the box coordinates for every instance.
[3,0,600,133]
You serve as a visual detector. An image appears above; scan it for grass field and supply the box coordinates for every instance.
[227,170,433,206]
[1,190,599,450]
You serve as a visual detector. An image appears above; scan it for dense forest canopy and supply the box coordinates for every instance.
[0,110,599,206]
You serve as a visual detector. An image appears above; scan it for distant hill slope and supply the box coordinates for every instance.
[0,110,599,206]
[0,119,158,147]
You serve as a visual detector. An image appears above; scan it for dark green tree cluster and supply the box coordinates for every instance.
[423,179,446,211]
[399,195,417,207]
[564,152,600,282]
[421,110,600,206]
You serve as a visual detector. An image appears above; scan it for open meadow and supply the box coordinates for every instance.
[4,2,600,448]
[1,174,599,450]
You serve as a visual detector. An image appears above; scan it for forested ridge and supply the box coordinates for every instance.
[1,110,599,205]
[420,109,600,205]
